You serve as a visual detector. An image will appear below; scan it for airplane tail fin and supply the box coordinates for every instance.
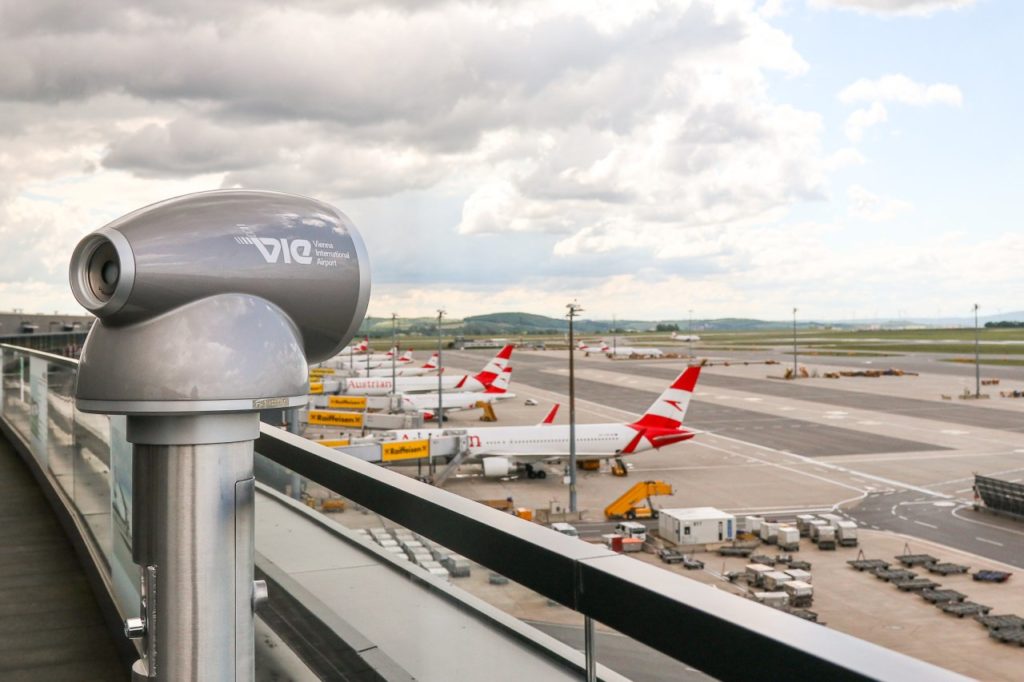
[630,366,701,430]
[472,344,514,386]
[539,404,560,425]
[485,367,513,394]
[356,337,369,352]
[421,352,440,369]
[398,348,413,362]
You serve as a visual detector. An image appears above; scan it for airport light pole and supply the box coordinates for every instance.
[434,309,446,478]
[974,303,981,398]
[612,313,616,356]
[688,308,694,358]
[567,301,583,514]
[391,312,398,390]
[792,307,798,380]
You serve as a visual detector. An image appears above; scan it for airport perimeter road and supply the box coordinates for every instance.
[613,364,1024,433]
[848,491,1024,569]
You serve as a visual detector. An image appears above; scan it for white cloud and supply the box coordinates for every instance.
[846,184,912,222]
[843,102,888,142]
[839,74,963,107]
[809,0,976,17]
[0,0,1009,323]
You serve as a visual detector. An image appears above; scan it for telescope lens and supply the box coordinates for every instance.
[87,241,120,300]
[102,260,119,286]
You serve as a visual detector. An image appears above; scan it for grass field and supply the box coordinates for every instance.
[941,358,1024,367]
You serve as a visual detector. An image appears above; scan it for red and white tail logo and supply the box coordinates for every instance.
[473,344,514,386]
[398,348,413,363]
[539,403,560,425]
[421,352,440,369]
[485,367,513,394]
[355,337,368,352]
[631,366,701,430]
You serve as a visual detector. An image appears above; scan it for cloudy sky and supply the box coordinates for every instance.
[1,0,1019,322]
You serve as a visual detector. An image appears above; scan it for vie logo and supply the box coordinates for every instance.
[235,236,313,265]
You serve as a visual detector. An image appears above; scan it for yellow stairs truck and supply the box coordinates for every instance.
[604,480,674,520]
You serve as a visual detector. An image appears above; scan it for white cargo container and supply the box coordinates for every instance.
[743,516,764,534]
[817,526,837,550]
[777,526,800,551]
[754,592,789,608]
[746,563,774,587]
[659,508,735,545]
[794,514,817,537]
[614,521,648,542]
[808,520,829,543]
[818,513,844,528]
[783,580,813,607]
[760,522,780,545]
[785,568,812,583]
[763,571,793,591]
[836,520,859,546]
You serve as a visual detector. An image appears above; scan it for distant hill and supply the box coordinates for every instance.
[356,309,1024,337]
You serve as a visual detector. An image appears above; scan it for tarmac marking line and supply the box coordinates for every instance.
[695,440,866,494]
[914,521,939,529]
[951,506,1024,538]
[975,537,1004,547]
[898,516,909,521]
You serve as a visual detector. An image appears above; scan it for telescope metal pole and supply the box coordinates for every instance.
[128,413,263,682]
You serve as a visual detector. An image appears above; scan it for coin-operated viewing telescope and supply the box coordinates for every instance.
[69,190,370,681]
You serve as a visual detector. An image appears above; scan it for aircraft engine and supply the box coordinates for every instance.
[482,457,514,478]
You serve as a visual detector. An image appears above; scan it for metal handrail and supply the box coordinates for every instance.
[256,425,967,682]
[0,342,80,368]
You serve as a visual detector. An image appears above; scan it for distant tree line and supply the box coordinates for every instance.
[655,323,680,332]
[985,321,1024,328]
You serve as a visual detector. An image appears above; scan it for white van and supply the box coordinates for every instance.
[551,522,579,537]
[614,521,647,542]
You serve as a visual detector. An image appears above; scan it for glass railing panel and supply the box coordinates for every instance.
[0,349,35,456]
[46,361,77,500]
[253,452,599,677]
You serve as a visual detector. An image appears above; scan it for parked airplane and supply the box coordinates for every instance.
[384,366,701,478]
[337,337,370,355]
[337,348,414,369]
[577,340,664,358]
[671,332,701,342]
[402,367,515,420]
[338,345,514,396]
[352,353,440,377]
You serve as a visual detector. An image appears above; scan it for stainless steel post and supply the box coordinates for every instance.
[129,413,259,681]
[584,615,596,682]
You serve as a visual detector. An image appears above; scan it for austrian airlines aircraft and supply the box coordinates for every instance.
[401,367,515,420]
[352,353,440,378]
[671,332,701,342]
[385,366,701,478]
[339,345,514,396]
[578,340,664,358]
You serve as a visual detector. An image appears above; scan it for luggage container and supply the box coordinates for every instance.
[763,571,793,591]
[783,580,814,607]
[795,514,817,537]
[836,520,859,547]
[808,520,829,544]
[777,526,800,551]
[818,513,844,528]
[444,555,471,577]
[744,516,764,535]
[785,568,812,584]
[753,592,789,608]
[746,563,774,587]
[426,566,450,580]
[817,526,837,550]
[760,522,780,545]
